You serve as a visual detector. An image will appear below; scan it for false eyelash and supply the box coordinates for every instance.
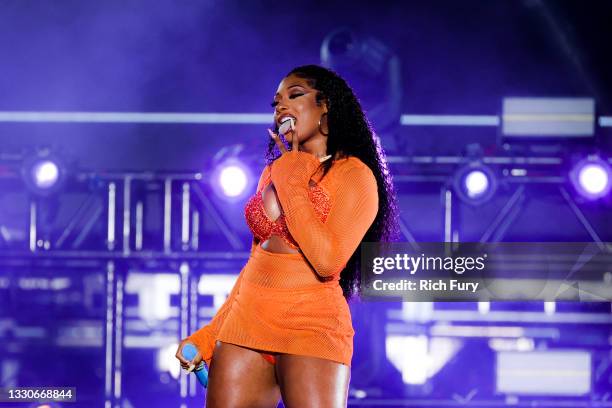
[270,93,305,108]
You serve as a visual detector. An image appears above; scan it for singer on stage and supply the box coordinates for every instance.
[176,65,397,407]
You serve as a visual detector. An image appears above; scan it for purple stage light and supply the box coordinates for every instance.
[219,165,248,197]
[579,164,609,195]
[210,158,253,201]
[31,160,60,189]
[454,163,497,205]
[21,151,65,196]
[570,157,611,200]
[464,170,489,198]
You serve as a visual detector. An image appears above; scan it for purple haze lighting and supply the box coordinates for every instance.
[571,157,611,200]
[31,160,60,189]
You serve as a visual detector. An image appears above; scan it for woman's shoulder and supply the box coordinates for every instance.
[333,155,373,176]
[327,156,376,192]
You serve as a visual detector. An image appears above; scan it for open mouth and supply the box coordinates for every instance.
[278,116,296,134]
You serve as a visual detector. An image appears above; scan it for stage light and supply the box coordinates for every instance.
[497,350,591,395]
[502,97,595,137]
[219,164,248,198]
[158,343,181,380]
[32,160,59,189]
[320,28,402,147]
[570,156,611,200]
[207,144,256,203]
[21,150,66,196]
[478,301,490,314]
[578,164,609,195]
[453,163,497,205]
[386,335,461,385]
[210,156,253,202]
[125,273,179,322]
[464,170,489,198]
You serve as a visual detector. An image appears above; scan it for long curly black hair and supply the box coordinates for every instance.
[266,64,399,300]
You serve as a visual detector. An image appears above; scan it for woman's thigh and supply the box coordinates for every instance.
[206,341,281,408]
[275,354,350,408]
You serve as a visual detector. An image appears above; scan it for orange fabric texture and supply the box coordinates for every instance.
[244,182,331,249]
[187,153,378,367]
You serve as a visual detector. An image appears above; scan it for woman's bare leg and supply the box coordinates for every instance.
[206,341,281,408]
[275,354,350,408]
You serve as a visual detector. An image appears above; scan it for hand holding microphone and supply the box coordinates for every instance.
[269,117,332,162]
[176,339,208,388]
[268,116,299,155]
[269,116,297,151]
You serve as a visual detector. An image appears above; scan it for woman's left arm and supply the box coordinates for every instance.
[271,152,378,278]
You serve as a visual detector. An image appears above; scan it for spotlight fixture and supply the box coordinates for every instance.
[209,145,254,202]
[32,160,59,189]
[453,162,497,205]
[320,28,402,139]
[570,156,611,200]
[21,149,66,196]
[218,163,249,198]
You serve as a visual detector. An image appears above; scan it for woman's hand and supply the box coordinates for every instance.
[267,126,300,155]
[175,337,203,372]
[267,128,324,187]
[267,127,332,161]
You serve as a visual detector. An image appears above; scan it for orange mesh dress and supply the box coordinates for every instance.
[187,152,378,367]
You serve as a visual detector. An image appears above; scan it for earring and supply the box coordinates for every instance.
[318,113,329,136]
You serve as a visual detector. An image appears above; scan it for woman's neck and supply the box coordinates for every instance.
[299,138,328,160]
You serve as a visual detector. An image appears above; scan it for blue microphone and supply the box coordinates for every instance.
[182,343,208,388]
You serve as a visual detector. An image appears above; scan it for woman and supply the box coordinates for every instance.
[176,65,398,407]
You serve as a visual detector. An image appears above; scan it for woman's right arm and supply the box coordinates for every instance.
[186,264,246,367]
[185,165,270,366]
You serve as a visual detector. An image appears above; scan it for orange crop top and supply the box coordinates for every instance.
[244,182,331,249]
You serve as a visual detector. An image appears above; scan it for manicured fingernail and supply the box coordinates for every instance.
[267,129,276,138]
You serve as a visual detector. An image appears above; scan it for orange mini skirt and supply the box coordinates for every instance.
[216,244,355,366]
